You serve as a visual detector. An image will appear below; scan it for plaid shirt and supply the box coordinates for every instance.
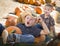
[40,14,55,30]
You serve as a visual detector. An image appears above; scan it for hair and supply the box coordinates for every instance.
[17,12,33,24]
[45,3,53,8]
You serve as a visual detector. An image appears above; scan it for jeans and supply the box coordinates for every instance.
[7,34,35,43]
[0,24,5,36]
[20,34,35,43]
[45,35,51,43]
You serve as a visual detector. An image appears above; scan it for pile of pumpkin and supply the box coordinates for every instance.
[14,5,43,17]
[17,0,56,6]
[18,0,45,6]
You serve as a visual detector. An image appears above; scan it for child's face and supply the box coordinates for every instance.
[25,15,36,27]
[44,6,53,15]
[7,16,17,26]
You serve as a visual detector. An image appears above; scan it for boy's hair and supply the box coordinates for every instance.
[45,3,53,8]
[17,12,33,24]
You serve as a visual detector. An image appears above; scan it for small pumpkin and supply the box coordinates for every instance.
[29,0,36,5]
[34,0,41,6]
[35,35,45,43]
[39,0,45,4]
[15,7,21,17]
[5,26,22,34]
[22,5,28,10]
[18,0,23,3]
[24,0,29,4]
[35,6,42,14]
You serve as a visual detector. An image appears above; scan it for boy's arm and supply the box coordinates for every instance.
[50,17,55,32]
[50,26,55,32]
[50,17,55,36]
[40,21,50,35]
[50,26,55,36]
[37,17,50,35]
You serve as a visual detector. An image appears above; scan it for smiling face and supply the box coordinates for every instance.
[44,6,53,15]
[25,15,36,27]
[6,16,17,27]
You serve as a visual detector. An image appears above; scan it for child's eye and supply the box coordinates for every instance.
[27,17,29,19]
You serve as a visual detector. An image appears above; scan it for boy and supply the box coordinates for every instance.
[2,12,49,44]
[40,4,55,43]
[36,3,55,43]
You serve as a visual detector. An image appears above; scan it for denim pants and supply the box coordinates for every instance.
[0,24,5,36]
[7,34,35,43]
[45,35,51,43]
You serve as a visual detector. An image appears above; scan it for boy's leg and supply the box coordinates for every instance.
[2,30,8,44]
[7,34,35,43]
[20,34,35,43]
[0,24,5,36]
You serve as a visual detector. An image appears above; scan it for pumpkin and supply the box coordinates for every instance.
[18,0,23,3]
[15,7,21,17]
[35,35,45,43]
[22,5,28,10]
[45,0,51,3]
[24,0,29,4]
[5,26,22,34]
[34,0,41,6]
[39,0,45,4]
[35,6,42,14]
[22,5,28,9]
[29,0,35,5]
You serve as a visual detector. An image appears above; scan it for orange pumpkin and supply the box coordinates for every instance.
[24,0,29,4]
[34,0,41,6]
[5,26,22,34]
[22,5,29,11]
[35,35,45,43]
[15,7,21,17]
[29,0,36,5]
[39,0,45,4]
[35,6,42,14]
[18,0,23,3]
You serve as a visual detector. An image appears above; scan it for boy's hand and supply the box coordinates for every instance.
[37,16,43,23]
